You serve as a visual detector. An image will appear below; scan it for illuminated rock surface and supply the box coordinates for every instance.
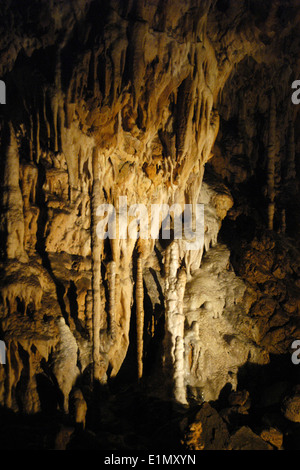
[0,0,299,450]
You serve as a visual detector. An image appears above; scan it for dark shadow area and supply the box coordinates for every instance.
[72,385,188,451]
[36,373,63,416]
[0,403,63,450]
[107,249,140,391]
[67,280,86,336]
[0,352,299,449]
[142,284,165,378]
[210,354,300,449]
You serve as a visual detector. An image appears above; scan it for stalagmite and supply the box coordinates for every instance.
[53,317,80,413]
[163,241,187,404]
[267,90,276,230]
[72,388,87,430]
[91,147,103,382]
[107,261,116,343]
[173,267,187,404]
[136,254,144,380]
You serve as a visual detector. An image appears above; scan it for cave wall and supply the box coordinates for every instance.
[0,0,299,413]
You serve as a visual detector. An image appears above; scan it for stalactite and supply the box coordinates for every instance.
[164,245,171,293]
[91,147,103,382]
[20,162,38,209]
[23,349,39,414]
[110,237,120,270]
[51,90,59,153]
[286,120,296,184]
[36,110,40,163]
[176,74,195,160]
[5,343,12,409]
[136,253,144,381]
[109,32,128,104]
[267,89,276,230]
[59,104,65,163]
[52,51,63,154]
[107,261,116,342]
[281,209,286,234]
[93,48,99,97]
[43,87,51,148]
[29,114,34,162]
[5,342,22,411]
[2,124,27,261]
[85,289,93,342]
[131,21,148,110]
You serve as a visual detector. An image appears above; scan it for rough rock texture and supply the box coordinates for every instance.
[228,426,273,451]
[281,385,300,422]
[182,402,230,450]
[260,427,283,449]
[0,0,299,450]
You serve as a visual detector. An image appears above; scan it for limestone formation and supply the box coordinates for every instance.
[71,388,88,430]
[0,0,299,450]
[136,254,144,381]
